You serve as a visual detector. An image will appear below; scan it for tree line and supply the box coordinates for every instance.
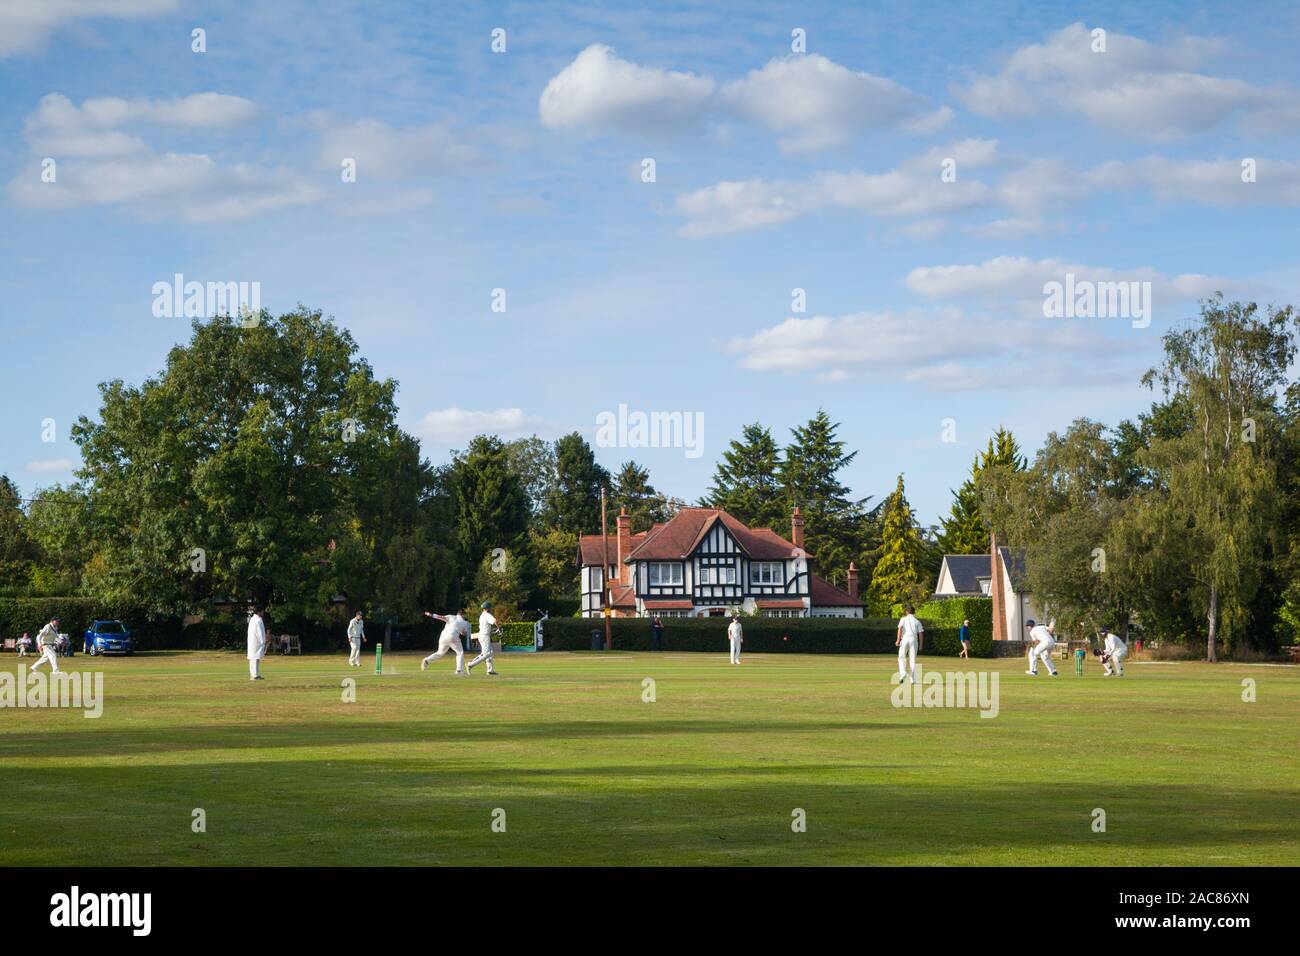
[1,296,1296,656]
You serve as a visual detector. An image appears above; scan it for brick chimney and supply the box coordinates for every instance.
[616,507,631,584]
[791,506,804,551]
[990,531,1007,641]
[846,562,859,599]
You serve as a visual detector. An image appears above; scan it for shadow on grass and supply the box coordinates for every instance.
[0,717,908,759]
[1,758,1296,866]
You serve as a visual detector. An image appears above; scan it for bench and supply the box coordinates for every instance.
[277,634,302,655]
[3,639,14,652]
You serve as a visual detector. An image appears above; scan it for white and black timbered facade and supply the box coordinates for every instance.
[578,506,862,619]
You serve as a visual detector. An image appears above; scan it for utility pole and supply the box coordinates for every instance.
[601,485,612,650]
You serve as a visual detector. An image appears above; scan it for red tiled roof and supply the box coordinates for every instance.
[609,584,636,608]
[578,533,648,567]
[757,599,805,609]
[810,574,861,607]
[643,599,694,610]
[627,508,799,561]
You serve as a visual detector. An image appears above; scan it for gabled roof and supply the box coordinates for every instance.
[939,554,992,594]
[998,547,1030,591]
[626,507,798,562]
[937,550,1030,594]
[578,532,648,567]
[809,574,861,607]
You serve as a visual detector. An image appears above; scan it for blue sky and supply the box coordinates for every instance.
[1,0,1298,526]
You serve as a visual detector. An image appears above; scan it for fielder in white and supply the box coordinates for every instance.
[896,605,924,684]
[346,611,366,667]
[16,632,31,657]
[727,616,743,664]
[466,602,499,675]
[421,610,469,674]
[30,618,61,674]
[1025,619,1059,676]
[1101,628,1127,676]
[247,605,267,681]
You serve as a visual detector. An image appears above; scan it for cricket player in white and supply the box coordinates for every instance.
[421,610,469,673]
[1025,619,1058,676]
[727,616,743,664]
[896,605,923,684]
[1101,629,1127,676]
[247,606,267,680]
[346,611,366,667]
[466,602,498,675]
[30,618,61,674]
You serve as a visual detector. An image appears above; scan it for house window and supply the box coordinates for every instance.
[699,566,737,585]
[763,608,802,618]
[978,577,991,595]
[648,562,684,586]
[751,561,783,585]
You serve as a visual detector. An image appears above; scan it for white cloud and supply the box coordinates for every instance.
[1086,156,1300,207]
[905,255,1235,316]
[540,45,951,149]
[722,306,1143,391]
[415,407,542,444]
[25,458,74,474]
[22,92,260,157]
[539,44,714,136]
[720,54,951,151]
[958,22,1300,137]
[674,139,997,237]
[8,152,320,222]
[8,91,320,221]
[316,118,477,180]
[0,0,177,58]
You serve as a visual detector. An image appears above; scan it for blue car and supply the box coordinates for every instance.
[84,620,134,656]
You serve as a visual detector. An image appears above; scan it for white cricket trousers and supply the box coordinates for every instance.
[348,637,362,666]
[30,647,60,673]
[424,636,465,672]
[468,636,495,672]
[729,637,742,664]
[1029,638,1057,674]
[249,658,261,679]
[897,637,917,682]
[1105,648,1126,675]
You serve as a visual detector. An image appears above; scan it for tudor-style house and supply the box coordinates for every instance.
[579,506,863,619]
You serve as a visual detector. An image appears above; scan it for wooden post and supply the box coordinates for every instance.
[601,486,612,650]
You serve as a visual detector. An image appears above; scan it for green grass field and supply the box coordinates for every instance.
[2,650,1298,866]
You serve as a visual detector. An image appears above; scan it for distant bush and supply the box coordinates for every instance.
[500,621,535,647]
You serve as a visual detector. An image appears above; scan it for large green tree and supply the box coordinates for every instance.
[451,435,530,598]
[611,460,672,532]
[1138,296,1295,659]
[0,475,35,591]
[990,420,1138,639]
[865,475,926,614]
[780,410,867,573]
[705,423,785,528]
[939,427,1026,555]
[72,309,427,620]
[542,432,609,535]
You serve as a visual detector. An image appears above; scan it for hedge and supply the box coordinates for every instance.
[541,616,897,652]
[541,609,994,657]
[500,622,535,646]
[916,596,993,658]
